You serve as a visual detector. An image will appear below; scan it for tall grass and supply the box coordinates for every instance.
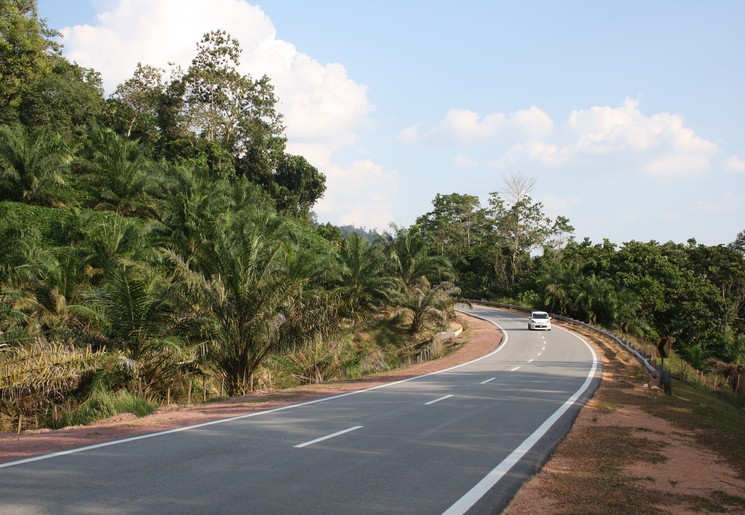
[58,388,157,428]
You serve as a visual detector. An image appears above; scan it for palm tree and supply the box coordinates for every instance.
[0,124,72,206]
[168,209,337,396]
[160,165,230,262]
[337,233,394,322]
[85,128,157,217]
[383,224,452,289]
[534,258,579,316]
[396,277,460,333]
[85,217,158,284]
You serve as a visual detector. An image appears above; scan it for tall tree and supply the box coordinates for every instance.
[19,57,104,137]
[416,193,488,265]
[0,0,59,118]
[111,63,164,139]
[488,172,573,291]
[183,29,255,146]
[271,154,326,219]
[182,30,287,181]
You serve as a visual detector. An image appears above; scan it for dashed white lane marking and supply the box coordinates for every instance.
[425,394,453,406]
[294,426,363,448]
[480,377,496,384]
[443,327,600,515]
[510,366,521,372]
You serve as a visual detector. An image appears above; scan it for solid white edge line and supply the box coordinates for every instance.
[294,426,363,448]
[425,394,453,406]
[443,323,600,515]
[0,306,508,470]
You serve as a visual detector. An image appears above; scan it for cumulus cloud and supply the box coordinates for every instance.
[314,160,398,229]
[59,0,389,228]
[453,154,480,168]
[398,106,554,145]
[566,99,717,177]
[404,98,719,179]
[724,155,745,175]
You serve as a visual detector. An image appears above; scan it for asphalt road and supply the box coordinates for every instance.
[0,305,601,514]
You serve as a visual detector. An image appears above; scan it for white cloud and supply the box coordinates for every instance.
[453,154,479,168]
[538,194,578,213]
[314,160,398,230]
[404,99,719,180]
[398,106,553,145]
[724,155,745,175]
[566,99,718,177]
[59,0,381,227]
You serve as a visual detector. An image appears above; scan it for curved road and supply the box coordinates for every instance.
[0,305,601,514]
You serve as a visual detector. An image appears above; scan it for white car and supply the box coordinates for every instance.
[528,311,552,331]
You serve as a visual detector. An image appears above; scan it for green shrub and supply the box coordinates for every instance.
[60,388,157,427]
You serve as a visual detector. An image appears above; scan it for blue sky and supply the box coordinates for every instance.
[37,0,745,246]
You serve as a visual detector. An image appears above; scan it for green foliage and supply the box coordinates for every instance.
[0,0,60,116]
[167,208,340,396]
[60,386,157,428]
[395,277,460,333]
[271,154,326,219]
[0,124,72,205]
[18,57,105,138]
[83,128,160,216]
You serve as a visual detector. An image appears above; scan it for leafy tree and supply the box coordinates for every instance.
[488,173,573,292]
[232,74,286,183]
[417,193,489,266]
[730,230,745,255]
[111,63,164,139]
[271,154,326,219]
[316,222,343,248]
[18,57,104,138]
[183,30,243,144]
[0,0,59,119]
[182,30,286,180]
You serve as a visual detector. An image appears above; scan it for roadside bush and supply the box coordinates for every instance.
[58,387,157,428]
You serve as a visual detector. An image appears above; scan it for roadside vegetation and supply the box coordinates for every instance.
[1,2,744,434]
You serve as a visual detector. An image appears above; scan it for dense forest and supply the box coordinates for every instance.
[1,2,744,432]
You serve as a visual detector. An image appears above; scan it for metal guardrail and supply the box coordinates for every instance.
[462,300,659,379]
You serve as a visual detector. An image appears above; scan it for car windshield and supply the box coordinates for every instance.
[532,313,548,319]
